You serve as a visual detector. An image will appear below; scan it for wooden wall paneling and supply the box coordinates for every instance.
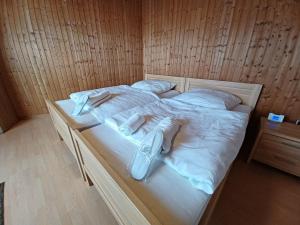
[117,1,126,84]
[86,0,102,87]
[0,78,18,133]
[93,0,107,86]
[71,0,90,91]
[1,0,298,119]
[108,1,116,84]
[51,0,78,95]
[30,0,60,101]
[0,0,143,117]
[123,0,132,84]
[66,0,89,91]
[1,0,41,115]
[143,0,300,121]
[34,0,63,100]
[15,0,49,112]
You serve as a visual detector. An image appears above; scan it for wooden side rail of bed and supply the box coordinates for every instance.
[72,128,161,225]
[71,128,230,225]
[46,99,87,181]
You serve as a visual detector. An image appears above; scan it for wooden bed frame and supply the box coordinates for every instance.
[185,78,262,109]
[144,74,185,92]
[46,74,185,181]
[67,76,262,225]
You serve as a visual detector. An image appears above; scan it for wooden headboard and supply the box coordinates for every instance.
[142,74,262,109]
[144,74,185,92]
[185,78,263,109]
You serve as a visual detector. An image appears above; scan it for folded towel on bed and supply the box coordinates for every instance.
[119,113,145,136]
[71,91,111,116]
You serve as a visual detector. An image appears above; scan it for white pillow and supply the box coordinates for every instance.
[158,90,180,98]
[172,88,242,110]
[131,80,176,94]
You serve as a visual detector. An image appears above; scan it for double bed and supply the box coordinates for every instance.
[58,75,262,225]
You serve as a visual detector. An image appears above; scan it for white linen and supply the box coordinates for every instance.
[82,125,211,225]
[231,104,252,114]
[70,89,110,104]
[172,88,241,110]
[55,99,100,129]
[158,90,180,98]
[155,117,181,154]
[105,99,249,194]
[119,113,145,136]
[130,129,164,180]
[55,85,160,129]
[132,80,176,94]
[72,92,111,116]
[130,117,180,180]
[91,85,160,123]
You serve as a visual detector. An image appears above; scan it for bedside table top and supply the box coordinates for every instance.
[261,118,300,142]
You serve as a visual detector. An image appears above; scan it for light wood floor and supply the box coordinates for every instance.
[0,115,299,225]
[0,115,117,225]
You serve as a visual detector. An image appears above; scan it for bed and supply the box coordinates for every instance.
[46,74,185,180]
[70,77,262,225]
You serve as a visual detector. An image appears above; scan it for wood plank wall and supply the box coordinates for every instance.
[143,0,300,121]
[0,0,142,117]
[0,78,18,133]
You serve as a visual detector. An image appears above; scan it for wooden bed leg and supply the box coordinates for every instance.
[86,173,93,186]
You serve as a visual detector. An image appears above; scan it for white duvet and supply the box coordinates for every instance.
[105,99,249,194]
[71,85,160,123]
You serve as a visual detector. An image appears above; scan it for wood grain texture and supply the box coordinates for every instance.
[185,78,262,109]
[209,158,300,225]
[0,0,143,117]
[249,118,300,176]
[0,115,118,225]
[142,0,300,121]
[0,78,18,132]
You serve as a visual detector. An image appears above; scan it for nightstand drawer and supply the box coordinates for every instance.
[261,133,300,149]
[254,134,300,176]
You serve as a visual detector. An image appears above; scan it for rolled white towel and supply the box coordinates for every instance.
[119,113,145,136]
[156,117,180,153]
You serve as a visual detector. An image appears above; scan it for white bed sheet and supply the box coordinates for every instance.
[105,99,250,193]
[231,104,252,114]
[55,99,99,129]
[55,85,160,129]
[82,125,211,225]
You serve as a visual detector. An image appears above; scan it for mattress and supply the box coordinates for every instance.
[82,124,211,225]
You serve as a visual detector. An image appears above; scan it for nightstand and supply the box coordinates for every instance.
[248,117,300,176]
